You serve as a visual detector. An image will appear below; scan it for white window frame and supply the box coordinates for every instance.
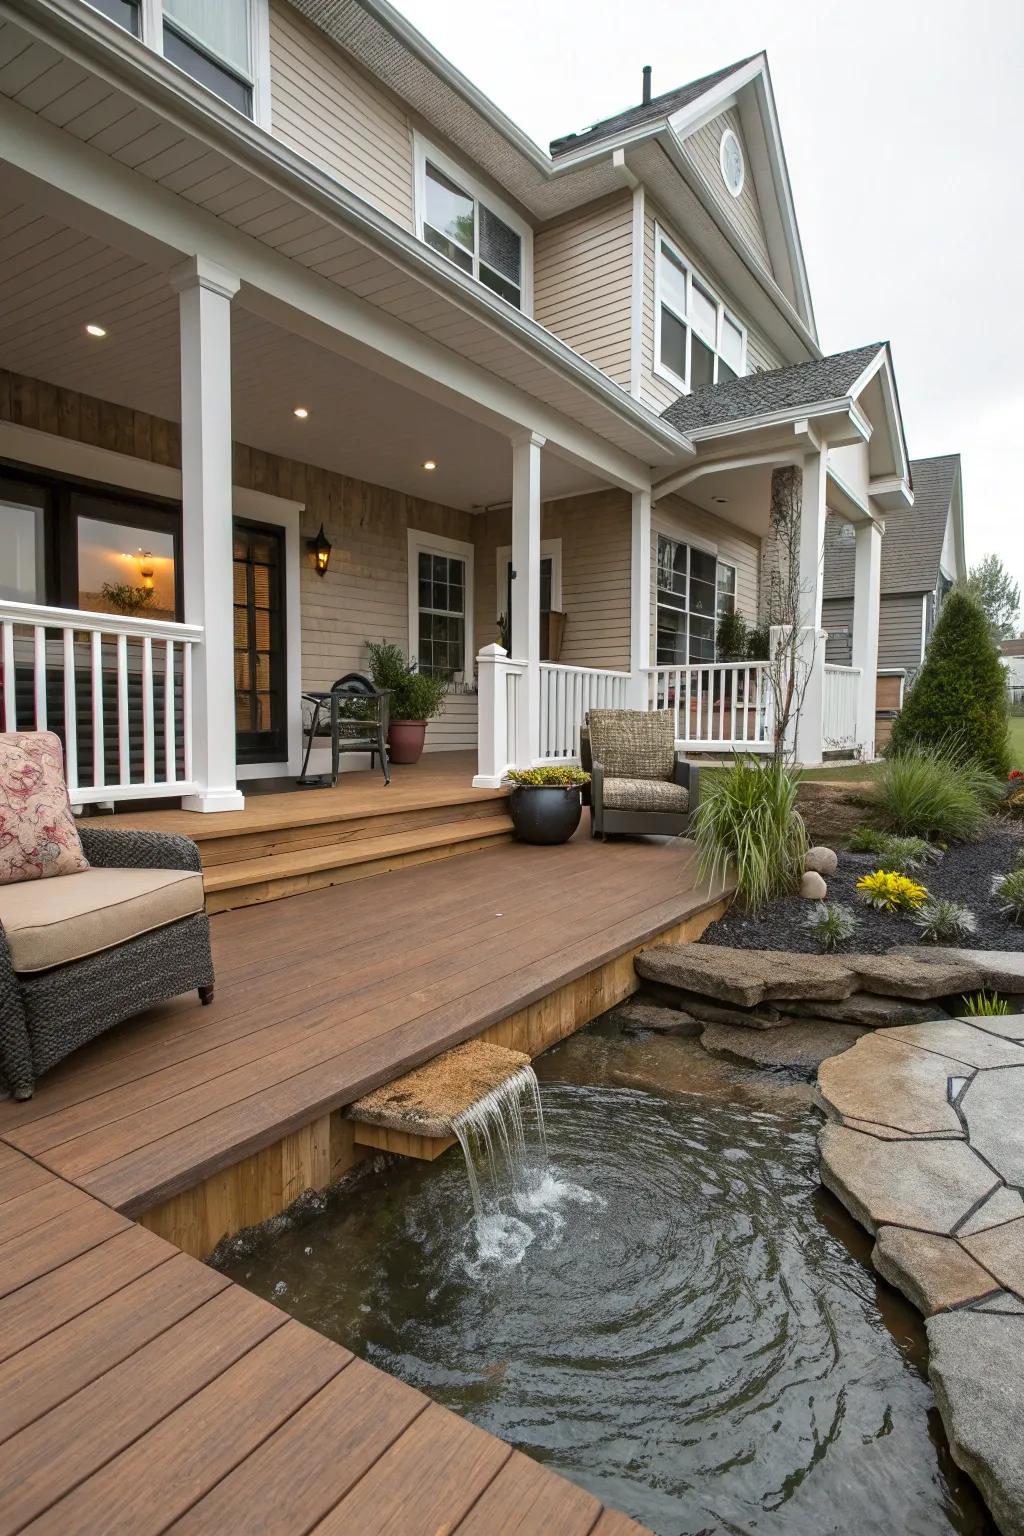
[133,0,271,128]
[716,558,738,619]
[653,223,747,394]
[407,529,475,682]
[719,127,746,199]
[656,533,740,666]
[494,540,562,621]
[413,133,534,316]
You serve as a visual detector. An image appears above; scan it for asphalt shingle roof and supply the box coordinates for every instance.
[659,343,884,435]
[823,453,960,601]
[549,57,757,157]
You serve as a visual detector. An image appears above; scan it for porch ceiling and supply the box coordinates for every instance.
[0,197,597,509]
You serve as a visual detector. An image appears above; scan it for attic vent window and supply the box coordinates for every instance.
[720,127,745,198]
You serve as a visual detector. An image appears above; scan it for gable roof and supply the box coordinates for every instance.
[659,344,884,435]
[824,453,962,600]
[549,58,758,157]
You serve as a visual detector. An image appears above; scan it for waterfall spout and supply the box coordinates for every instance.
[451,1064,548,1216]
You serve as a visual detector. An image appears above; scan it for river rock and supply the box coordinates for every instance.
[805,845,839,877]
[872,1227,998,1315]
[818,1123,998,1235]
[799,870,827,900]
[701,1020,866,1076]
[817,1033,966,1137]
[928,1311,1024,1536]
[606,1000,702,1037]
[783,992,944,1027]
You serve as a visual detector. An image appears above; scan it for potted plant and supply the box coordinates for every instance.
[366,640,449,765]
[504,765,590,844]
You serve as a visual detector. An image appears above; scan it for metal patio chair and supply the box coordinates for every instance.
[299,674,391,787]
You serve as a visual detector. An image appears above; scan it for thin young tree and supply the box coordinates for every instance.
[763,465,819,762]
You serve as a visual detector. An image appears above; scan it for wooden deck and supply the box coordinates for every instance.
[0,828,729,1533]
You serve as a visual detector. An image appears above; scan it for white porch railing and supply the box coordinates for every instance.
[644,663,774,751]
[823,664,862,752]
[538,662,631,761]
[0,599,203,805]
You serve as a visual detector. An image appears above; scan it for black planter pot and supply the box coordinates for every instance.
[508,785,583,845]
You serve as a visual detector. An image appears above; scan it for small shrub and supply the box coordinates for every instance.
[716,612,749,662]
[806,902,858,952]
[911,897,977,944]
[962,991,1011,1017]
[848,828,940,873]
[992,866,1024,924]
[365,640,449,721]
[505,766,589,787]
[887,590,1010,776]
[856,869,929,913]
[871,747,997,843]
[744,625,770,662]
[691,756,807,914]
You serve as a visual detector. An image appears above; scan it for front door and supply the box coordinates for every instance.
[233,519,287,764]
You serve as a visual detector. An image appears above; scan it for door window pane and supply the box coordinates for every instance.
[77,517,176,620]
[0,490,46,603]
[234,521,285,756]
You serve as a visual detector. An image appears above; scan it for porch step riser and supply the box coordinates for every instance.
[197,798,511,867]
[206,828,513,913]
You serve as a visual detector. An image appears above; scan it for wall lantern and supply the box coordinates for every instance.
[308,523,332,576]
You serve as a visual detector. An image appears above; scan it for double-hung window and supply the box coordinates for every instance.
[654,226,746,392]
[416,139,531,311]
[656,534,737,665]
[408,531,475,682]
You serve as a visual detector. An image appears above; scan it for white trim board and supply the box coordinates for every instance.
[407,527,476,681]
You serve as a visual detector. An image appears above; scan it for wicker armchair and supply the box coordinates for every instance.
[0,826,214,1100]
[586,708,700,840]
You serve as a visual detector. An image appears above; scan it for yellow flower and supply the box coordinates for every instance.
[856,869,928,912]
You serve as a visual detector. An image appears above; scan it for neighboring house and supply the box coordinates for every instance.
[0,0,936,809]
[1002,641,1024,705]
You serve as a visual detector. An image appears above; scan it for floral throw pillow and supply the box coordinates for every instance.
[0,732,89,885]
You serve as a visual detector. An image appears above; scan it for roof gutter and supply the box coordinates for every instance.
[3,0,694,464]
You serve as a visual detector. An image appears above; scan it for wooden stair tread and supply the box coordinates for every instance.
[204,818,514,891]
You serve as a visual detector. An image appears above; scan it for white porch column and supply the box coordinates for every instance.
[510,431,545,767]
[171,256,245,812]
[782,452,828,764]
[629,488,651,707]
[851,517,883,759]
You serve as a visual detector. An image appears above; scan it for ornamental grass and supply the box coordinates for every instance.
[691,755,807,914]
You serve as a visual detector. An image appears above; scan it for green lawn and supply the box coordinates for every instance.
[1010,714,1024,769]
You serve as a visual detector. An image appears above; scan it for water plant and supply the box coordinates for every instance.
[992,866,1024,923]
[805,901,858,953]
[856,869,929,913]
[910,897,977,944]
[506,766,589,787]
[847,828,941,872]
[962,990,1011,1017]
[690,755,807,913]
[870,746,999,843]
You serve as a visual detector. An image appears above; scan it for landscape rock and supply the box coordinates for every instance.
[804,845,839,877]
[872,1227,998,1315]
[635,946,856,1008]
[818,1123,998,1235]
[836,1116,963,1142]
[883,1019,1024,1070]
[651,988,789,1030]
[957,1183,1024,1236]
[961,1068,1024,1186]
[606,1000,702,1037]
[818,1034,967,1136]
[850,953,983,1001]
[700,1019,866,1077]
[799,871,827,900]
[928,1311,1024,1536]
[897,946,1024,996]
[960,1218,1024,1301]
[955,1011,1024,1043]
[784,992,944,1028]
[972,1291,1024,1315]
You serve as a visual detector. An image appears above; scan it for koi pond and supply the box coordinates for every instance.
[217,1024,993,1536]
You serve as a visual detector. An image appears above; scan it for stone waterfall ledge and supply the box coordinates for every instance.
[346,1040,531,1140]
[816,1016,1024,1536]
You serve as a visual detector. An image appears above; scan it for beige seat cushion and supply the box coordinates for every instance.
[603,778,689,813]
[0,866,205,974]
[587,710,675,780]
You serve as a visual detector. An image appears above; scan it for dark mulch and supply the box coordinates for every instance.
[699,829,1024,955]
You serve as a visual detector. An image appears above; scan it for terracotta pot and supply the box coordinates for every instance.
[508,785,582,844]
[387,719,428,764]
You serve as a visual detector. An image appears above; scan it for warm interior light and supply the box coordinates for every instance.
[422,459,437,471]
[85,323,107,338]
[293,406,309,419]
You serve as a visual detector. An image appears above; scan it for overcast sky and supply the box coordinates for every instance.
[397,0,1023,594]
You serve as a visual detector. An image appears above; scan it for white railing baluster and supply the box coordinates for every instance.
[63,628,78,796]
[141,636,155,784]
[91,630,105,789]
[33,626,47,730]
[117,633,130,786]
[641,661,774,753]
[2,622,16,731]
[164,640,176,785]
[182,640,193,784]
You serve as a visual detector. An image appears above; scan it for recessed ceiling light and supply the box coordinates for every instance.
[712,495,729,505]
[293,406,309,419]
[422,459,437,471]
[85,323,107,338]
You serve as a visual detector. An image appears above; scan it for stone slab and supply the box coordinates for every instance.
[957,1183,1024,1236]
[955,1014,1024,1044]
[838,1116,964,1142]
[927,1311,1024,1536]
[606,1001,702,1037]
[817,1034,967,1136]
[884,1020,1024,1071]
[784,993,945,1028]
[818,1123,998,1235]
[700,1020,866,1077]
[346,1040,530,1137]
[972,1292,1024,1315]
[635,946,855,1008]
[872,1227,998,1315]
[961,1068,1024,1186]
[961,1218,1024,1302]
[850,953,982,1001]
[898,946,1024,995]
[655,989,789,1030]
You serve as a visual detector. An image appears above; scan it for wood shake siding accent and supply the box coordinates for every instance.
[682,109,773,275]
[638,203,783,415]
[473,490,633,672]
[268,0,414,231]
[533,194,633,389]
[651,496,761,654]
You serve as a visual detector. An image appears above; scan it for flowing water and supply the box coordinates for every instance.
[217,1025,994,1536]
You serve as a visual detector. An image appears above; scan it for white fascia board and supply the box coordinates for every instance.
[869,476,914,511]
[666,59,765,137]
[746,67,817,340]
[826,465,874,524]
[3,0,693,471]
[685,397,866,445]
[849,345,912,486]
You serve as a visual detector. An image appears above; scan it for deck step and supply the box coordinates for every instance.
[204,816,515,913]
